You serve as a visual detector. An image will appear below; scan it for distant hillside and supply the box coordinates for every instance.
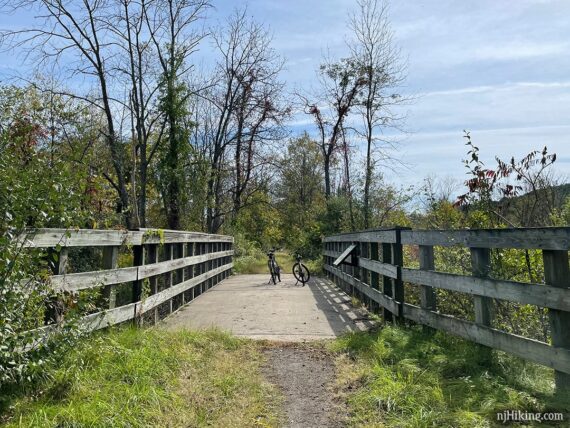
[495,182,570,226]
[499,183,570,207]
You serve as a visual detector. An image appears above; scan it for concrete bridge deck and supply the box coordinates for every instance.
[160,274,377,341]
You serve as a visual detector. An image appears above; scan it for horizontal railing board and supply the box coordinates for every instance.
[139,231,233,245]
[50,267,139,291]
[402,304,570,375]
[325,252,570,374]
[400,228,570,250]
[140,263,232,312]
[19,228,233,248]
[357,258,399,279]
[324,230,397,244]
[138,250,233,279]
[324,250,398,279]
[50,250,233,291]
[20,229,134,247]
[79,262,233,332]
[324,265,399,315]
[402,268,570,312]
[81,302,138,332]
[323,227,570,250]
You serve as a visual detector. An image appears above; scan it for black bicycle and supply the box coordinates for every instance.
[267,249,281,284]
[292,254,310,286]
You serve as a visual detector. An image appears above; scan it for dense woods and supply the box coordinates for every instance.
[0,0,569,410]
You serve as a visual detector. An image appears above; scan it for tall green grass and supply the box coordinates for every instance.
[1,328,281,427]
[332,325,568,427]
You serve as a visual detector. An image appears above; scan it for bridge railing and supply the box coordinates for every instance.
[323,227,570,393]
[21,228,234,331]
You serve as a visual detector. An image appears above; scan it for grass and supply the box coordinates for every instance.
[1,328,281,427]
[331,325,569,427]
[234,251,295,275]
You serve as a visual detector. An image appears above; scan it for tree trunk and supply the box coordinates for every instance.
[324,154,331,198]
[364,135,373,229]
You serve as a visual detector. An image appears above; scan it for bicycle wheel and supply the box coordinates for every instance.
[268,261,277,284]
[275,265,281,282]
[293,263,310,284]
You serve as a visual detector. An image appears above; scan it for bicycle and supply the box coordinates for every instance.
[292,254,310,286]
[267,249,281,285]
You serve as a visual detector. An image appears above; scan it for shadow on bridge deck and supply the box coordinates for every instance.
[159,274,377,341]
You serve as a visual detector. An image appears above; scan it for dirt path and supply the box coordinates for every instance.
[262,345,346,428]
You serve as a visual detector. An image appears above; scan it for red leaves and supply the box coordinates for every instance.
[455,132,557,208]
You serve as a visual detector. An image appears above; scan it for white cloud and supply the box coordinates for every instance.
[472,41,569,62]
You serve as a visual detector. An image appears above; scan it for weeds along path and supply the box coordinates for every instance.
[262,344,346,428]
[157,273,379,426]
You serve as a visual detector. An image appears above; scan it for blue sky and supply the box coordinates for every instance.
[1,0,569,188]
[205,0,570,187]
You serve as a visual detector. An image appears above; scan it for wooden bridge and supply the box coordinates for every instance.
[21,226,570,394]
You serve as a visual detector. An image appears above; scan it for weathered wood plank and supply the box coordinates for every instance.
[324,265,399,315]
[102,246,119,309]
[324,250,398,278]
[80,302,138,332]
[21,229,136,247]
[401,268,570,311]
[137,250,233,279]
[403,303,570,375]
[470,247,494,327]
[323,229,397,244]
[400,228,570,250]
[359,257,399,279]
[138,228,233,243]
[49,267,138,291]
[392,240,405,321]
[382,242,394,323]
[140,263,233,313]
[76,262,233,333]
[419,245,437,311]
[49,250,233,291]
[543,250,570,392]
[20,228,234,248]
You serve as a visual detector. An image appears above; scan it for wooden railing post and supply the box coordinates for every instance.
[543,250,570,395]
[392,229,405,323]
[470,247,494,326]
[360,241,370,309]
[419,245,437,311]
[181,243,187,305]
[133,244,145,325]
[102,246,118,309]
[370,241,380,314]
[382,242,393,323]
[147,244,159,324]
[46,248,68,324]
[354,240,362,303]
[168,244,175,314]
[470,247,494,361]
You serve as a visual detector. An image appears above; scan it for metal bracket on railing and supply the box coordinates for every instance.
[333,242,359,267]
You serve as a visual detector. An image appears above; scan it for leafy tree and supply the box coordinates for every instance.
[0,87,92,386]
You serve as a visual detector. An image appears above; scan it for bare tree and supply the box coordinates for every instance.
[108,0,164,228]
[348,0,407,228]
[201,8,288,233]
